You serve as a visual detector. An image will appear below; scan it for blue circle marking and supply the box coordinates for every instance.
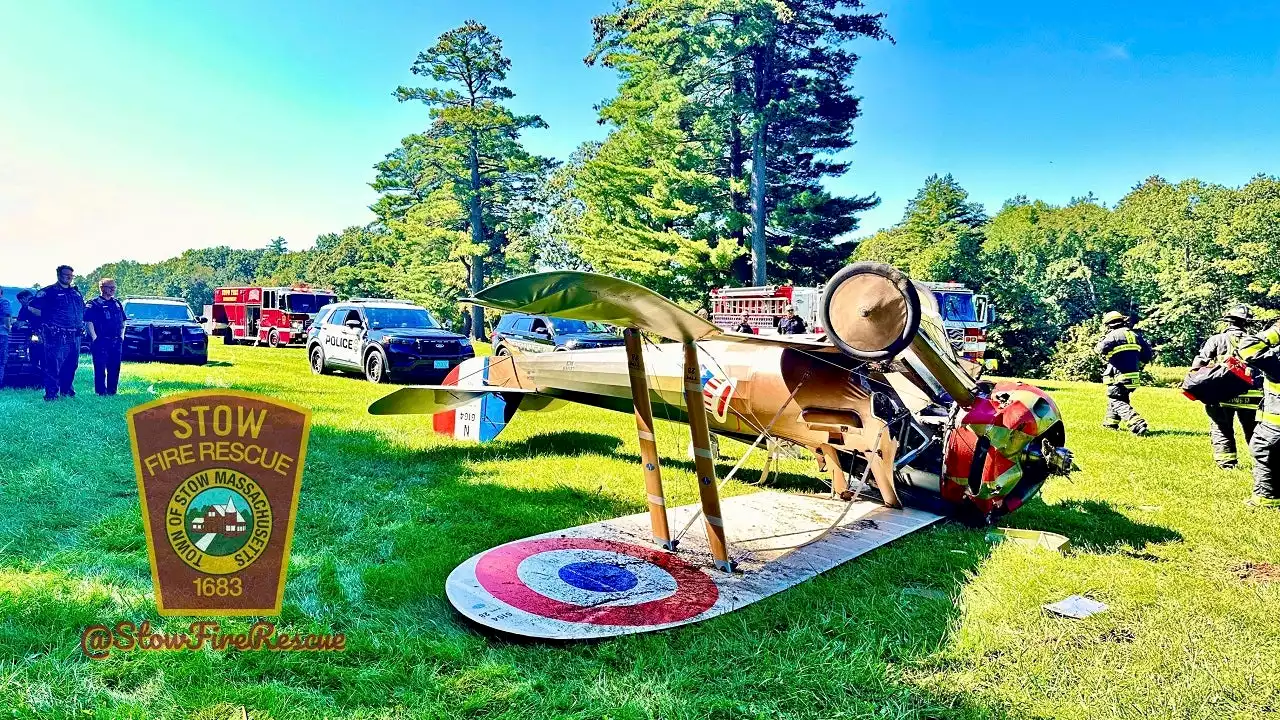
[558,561,640,593]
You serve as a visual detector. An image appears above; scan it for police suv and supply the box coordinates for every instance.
[307,299,474,383]
[122,296,209,365]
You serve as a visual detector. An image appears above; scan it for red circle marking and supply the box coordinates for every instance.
[474,537,719,626]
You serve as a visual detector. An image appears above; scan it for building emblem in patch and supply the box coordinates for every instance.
[127,391,311,616]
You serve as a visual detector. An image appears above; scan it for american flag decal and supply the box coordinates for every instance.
[700,367,737,423]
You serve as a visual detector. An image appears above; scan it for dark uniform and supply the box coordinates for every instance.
[85,294,125,395]
[1095,314,1153,435]
[779,314,807,335]
[32,283,85,399]
[1239,324,1280,507]
[1192,315,1261,469]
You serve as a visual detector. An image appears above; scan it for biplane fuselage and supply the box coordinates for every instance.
[482,340,908,460]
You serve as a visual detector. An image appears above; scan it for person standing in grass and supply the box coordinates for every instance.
[1095,310,1153,435]
[84,278,125,396]
[29,265,85,401]
[1239,321,1280,508]
[0,287,11,388]
[1192,305,1262,469]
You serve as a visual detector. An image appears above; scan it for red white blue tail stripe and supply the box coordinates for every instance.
[432,357,516,442]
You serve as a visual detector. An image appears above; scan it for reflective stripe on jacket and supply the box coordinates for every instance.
[1239,326,1280,427]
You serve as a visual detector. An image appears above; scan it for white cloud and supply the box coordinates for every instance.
[1102,43,1131,61]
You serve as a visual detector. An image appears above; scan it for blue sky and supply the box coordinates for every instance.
[1,0,1278,285]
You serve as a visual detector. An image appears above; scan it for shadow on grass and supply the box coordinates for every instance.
[1143,429,1204,438]
[1001,497,1182,551]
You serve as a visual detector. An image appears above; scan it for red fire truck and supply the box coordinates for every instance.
[917,281,993,364]
[709,285,825,336]
[212,285,337,347]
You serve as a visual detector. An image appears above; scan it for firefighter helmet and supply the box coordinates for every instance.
[1101,311,1128,328]
[1222,305,1252,324]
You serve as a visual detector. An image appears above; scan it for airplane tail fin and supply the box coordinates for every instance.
[368,355,556,443]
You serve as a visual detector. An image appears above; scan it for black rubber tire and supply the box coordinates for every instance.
[309,345,330,375]
[495,345,510,357]
[820,261,922,361]
[364,349,388,383]
[268,329,280,348]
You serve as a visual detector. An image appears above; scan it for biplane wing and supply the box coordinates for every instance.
[463,270,839,352]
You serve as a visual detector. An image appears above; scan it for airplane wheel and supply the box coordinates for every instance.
[364,349,388,383]
[268,329,280,348]
[821,261,921,361]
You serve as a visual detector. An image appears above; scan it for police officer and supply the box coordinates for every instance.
[16,290,37,326]
[779,305,807,335]
[85,277,126,396]
[1095,310,1153,435]
[29,265,85,400]
[1192,305,1261,469]
[0,287,11,388]
[1239,321,1280,507]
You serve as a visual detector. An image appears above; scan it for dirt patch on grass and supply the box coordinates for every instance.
[1230,561,1280,583]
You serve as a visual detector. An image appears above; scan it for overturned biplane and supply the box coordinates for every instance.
[369,262,1074,639]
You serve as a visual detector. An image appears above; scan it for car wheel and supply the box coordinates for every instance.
[268,329,280,348]
[309,345,329,375]
[496,345,510,357]
[364,349,388,383]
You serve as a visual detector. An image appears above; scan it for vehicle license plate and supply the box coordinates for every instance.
[434,360,450,369]
[158,344,175,352]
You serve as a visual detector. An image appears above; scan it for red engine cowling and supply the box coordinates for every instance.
[942,381,1070,524]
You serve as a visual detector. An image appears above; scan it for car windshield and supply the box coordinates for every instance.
[125,301,193,321]
[286,293,336,314]
[365,307,439,330]
[938,293,977,322]
[549,318,605,335]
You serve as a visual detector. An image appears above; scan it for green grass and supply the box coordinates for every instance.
[1,345,1277,719]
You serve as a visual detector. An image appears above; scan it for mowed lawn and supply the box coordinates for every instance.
[1,343,1278,720]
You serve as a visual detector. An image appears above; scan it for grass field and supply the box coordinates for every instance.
[2,344,1278,719]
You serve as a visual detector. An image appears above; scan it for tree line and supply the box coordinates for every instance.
[76,2,1279,378]
[855,173,1280,377]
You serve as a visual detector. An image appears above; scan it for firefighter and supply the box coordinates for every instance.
[84,277,126,396]
[1240,321,1280,507]
[1191,305,1261,468]
[29,265,85,401]
[779,305,807,335]
[1095,310,1153,435]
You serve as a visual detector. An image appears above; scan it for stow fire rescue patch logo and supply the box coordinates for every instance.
[128,391,310,616]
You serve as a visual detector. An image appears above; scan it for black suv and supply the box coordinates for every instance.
[307,299,475,383]
[491,312,623,356]
[122,297,209,365]
[1,286,39,387]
